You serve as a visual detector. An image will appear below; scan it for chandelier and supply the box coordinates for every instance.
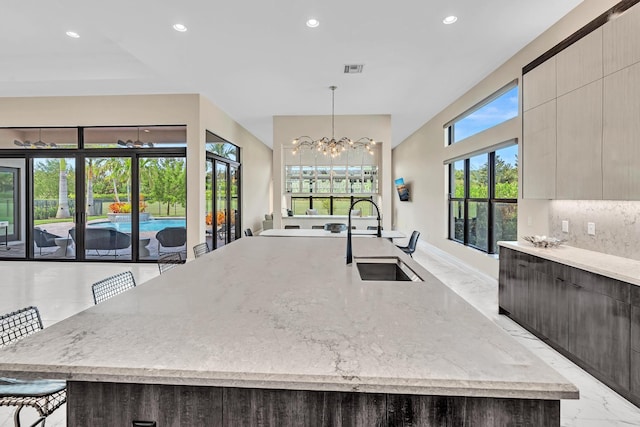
[117,127,154,148]
[292,86,377,158]
[13,129,58,148]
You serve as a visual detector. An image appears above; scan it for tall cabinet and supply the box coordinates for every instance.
[523,3,640,200]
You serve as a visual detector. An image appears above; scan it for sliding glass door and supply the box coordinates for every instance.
[32,156,76,259]
[0,166,19,253]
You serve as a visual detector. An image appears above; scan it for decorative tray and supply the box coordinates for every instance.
[522,235,566,248]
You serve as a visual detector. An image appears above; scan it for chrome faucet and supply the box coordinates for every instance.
[346,199,382,264]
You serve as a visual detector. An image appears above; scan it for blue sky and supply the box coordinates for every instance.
[454,86,519,143]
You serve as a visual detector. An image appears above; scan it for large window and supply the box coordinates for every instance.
[447,83,518,144]
[0,126,187,262]
[285,164,378,194]
[448,144,517,254]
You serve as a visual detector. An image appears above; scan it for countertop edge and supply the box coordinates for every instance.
[498,241,640,287]
[0,365,579,400]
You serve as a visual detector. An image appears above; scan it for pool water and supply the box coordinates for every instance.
[90,219,186,233]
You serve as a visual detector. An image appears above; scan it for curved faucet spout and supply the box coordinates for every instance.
[346,199,381,265]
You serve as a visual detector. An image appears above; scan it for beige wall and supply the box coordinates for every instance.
[392,0,618,278]
[273,115,392,229]
[0,93,272,257]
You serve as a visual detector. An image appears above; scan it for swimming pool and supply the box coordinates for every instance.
[90,218,186,233]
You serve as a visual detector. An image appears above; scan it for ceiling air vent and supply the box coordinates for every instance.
[344,64,364,74]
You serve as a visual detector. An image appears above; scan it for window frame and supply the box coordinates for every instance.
[445,81,518,145]
[448,146,517,254]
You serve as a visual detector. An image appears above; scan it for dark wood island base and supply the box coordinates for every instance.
[67,381,560,426]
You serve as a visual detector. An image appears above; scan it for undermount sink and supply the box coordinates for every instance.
[355,257,423,282]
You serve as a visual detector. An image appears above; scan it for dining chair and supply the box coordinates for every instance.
[367,225,383,231]
[311,225,324,229]
[0,306,67,427]
[158,252,184,274]
[193,242,210,258]
[396,230,420,258]
[284,225,300,229]
[244,228,253,236]
[91,271,137,304]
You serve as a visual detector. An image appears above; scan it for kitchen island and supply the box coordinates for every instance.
[0,237,578,425]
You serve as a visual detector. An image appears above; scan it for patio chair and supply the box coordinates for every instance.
[156,227,187,255]
[91,271,137,305]
[69,228,131,258]
[0,306,66,427]
[158,252,184,274]
[193,242,210,258]
[33,227,60,255]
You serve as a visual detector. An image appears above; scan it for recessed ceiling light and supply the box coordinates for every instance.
[306,18,320,28]
[66,31,80,38]
[173,23,187,32]
[443,15,458,25]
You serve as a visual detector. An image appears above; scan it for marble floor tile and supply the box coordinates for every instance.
[1,243,640,426]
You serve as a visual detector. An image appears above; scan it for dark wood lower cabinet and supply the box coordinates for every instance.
[67,381,561,426]
[499,247,637,407]
[631,286,640,401]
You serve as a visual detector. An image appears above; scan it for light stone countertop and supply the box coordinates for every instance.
[0,238,578,400]
[499,241,640,286]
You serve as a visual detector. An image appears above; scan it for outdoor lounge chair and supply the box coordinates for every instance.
[69,227,131,258]
[156,227,187,255]
[33,227,60,255]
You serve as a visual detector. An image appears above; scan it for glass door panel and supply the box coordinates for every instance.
[32,157,76,259]
[140,157,187,260]
[0,164,23,258]
[83,157,132,261]
[215,161,229,248]
[205,160,214,250]
[230,165,239,242]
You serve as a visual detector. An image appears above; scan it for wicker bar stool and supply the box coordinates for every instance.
[0,306,66,427]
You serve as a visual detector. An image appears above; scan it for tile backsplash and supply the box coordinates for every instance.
[549,200,640,260]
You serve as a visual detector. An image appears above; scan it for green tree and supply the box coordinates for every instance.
[56,158,71,218]
[145,158,186,215]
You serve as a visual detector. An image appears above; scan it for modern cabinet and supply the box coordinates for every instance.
[522,101,556,199]
[556,79,603,199]
[523,57,556,112]
[631,286,640,402]
[603,3,640,76]
[499,247,636,406]
[556,27,603,97]
[566,268,630,390]
[522,1,640,200]
[602,61,640,199]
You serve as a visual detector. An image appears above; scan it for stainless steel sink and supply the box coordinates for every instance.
[354,257,423,282]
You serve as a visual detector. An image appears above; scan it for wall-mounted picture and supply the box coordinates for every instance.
[395,178,410,201]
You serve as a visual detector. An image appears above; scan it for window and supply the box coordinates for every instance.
[291,196,374,216]
[284,164,378,195]
[448,144,517,254]
[447,84,518,144]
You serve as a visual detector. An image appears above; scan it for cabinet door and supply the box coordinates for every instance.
[603,3,640,75]
[631,287,640,401]
[523,100,556,199]
[568,269,630,390]
[556,79,603,199]
[498,247,529,321]
[523,57,556,111]
[557,27,603,97]
[498,247,516,314]
[603,61,640,200]
[528,262,568,349]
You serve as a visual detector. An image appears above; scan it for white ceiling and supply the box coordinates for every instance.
[0,0,583,148]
